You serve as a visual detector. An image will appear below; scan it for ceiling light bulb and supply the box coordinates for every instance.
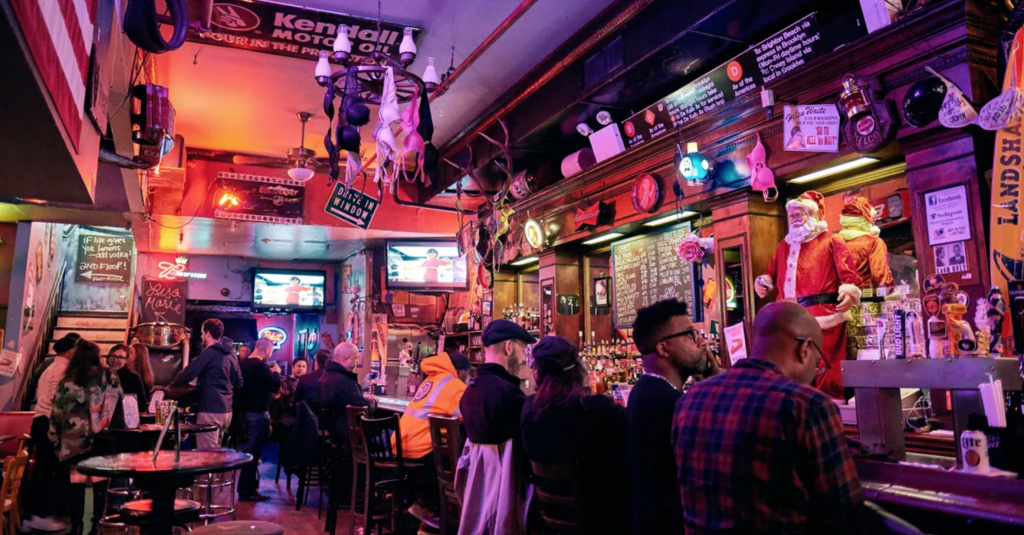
[315,51,332,86]
[288,167,315,182]
[333,24,352,61]
[596,111,613,126]
[399,28,417,66]
[423,57,440,91]
[582,232,624,246]
[576,122,594,137]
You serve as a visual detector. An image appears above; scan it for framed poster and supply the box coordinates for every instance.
[594,276,611,308]
[924,185,971,246]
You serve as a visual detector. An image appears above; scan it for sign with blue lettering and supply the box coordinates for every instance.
[324,184,380,230]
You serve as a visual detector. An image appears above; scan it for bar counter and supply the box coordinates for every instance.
[375,396,411,413]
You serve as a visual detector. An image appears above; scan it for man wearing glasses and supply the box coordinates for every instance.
[673,301,863,534]
[627,298,720,535]
[108,344,149,410]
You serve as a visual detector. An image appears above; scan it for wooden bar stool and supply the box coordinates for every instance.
[428,416,464,535]
[345,406,373,535]
[119,498,203,530]
[530,461,582,534]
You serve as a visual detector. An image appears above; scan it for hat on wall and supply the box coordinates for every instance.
[786,190,826,220]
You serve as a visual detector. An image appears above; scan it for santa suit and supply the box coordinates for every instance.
[761,230,862,398]
[839,212,894,290]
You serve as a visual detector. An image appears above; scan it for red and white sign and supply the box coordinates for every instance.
[9,0,97,150]
[157,257,208,280]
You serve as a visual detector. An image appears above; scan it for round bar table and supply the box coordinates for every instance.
[108,423,218,453]
[78,450,253,535]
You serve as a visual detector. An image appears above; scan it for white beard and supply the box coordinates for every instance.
[786,218,825,244]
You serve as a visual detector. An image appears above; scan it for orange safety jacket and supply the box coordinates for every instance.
[397,352,467,459]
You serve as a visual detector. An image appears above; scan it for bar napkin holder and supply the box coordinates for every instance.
[980,373,1007,428]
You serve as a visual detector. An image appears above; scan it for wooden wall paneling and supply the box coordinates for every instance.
[493,271,518,321]
[519,271,540,310]
[905,134,990,321]
[586,253,613,343]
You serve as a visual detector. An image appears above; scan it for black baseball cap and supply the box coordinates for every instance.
[481,319,537,347]
[53,333,82,354]
[530,336,578,377]
[448,352,472,371]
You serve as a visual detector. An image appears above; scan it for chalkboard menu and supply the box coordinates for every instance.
[622,13,822,148]
[612,223,695,328]
[140,277,187,324]
[76,233,133,284]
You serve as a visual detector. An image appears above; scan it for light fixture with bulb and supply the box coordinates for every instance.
[582,232,624,246]
[643,210,698,227]
[511,256,539,266]
[596,110,613,126]
[787,157,879,184]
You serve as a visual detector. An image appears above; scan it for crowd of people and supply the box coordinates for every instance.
[20,297,871,535]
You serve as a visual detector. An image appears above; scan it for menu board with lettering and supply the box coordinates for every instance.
[621,13,822,149]
[612,223,695,328]
[76,233,133,284]
[140,277,187,325]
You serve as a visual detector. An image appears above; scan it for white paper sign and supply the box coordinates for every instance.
[123,395,140,429]
[934,241,969,275]
[783,105,840,152]
[924,185,972,246]
[724,323,748,365]
[0,350,22,378]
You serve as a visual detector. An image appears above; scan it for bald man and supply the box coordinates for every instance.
[672,302,863,534]
[317,342,369,444]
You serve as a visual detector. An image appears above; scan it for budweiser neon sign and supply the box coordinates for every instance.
[158,256,208,280]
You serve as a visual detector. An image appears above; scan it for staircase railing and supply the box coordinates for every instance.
[14,260,69,410]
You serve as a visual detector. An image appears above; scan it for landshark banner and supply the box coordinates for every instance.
[990,28,1024,354]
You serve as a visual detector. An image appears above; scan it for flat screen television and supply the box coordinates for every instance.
[386,240,468,291]
[252,268,326,312]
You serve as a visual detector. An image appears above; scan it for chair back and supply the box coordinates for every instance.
[0,450,29,513]
[359,413,403,470]
[530,460,581,533]
[428,416,463,490]
[346,405,370,463]
[0,412,34,458]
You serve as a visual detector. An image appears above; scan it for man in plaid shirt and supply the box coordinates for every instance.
[673,301,863,534]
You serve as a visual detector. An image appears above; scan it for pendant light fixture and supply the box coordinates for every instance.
[399,28,417,64]
[315,51,332,86]
[422,57,440,92]
[333,24,352,62]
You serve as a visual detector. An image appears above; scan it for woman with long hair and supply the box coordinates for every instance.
[520,336,631,534]
[48,340,123,535]
[128,342,155,393]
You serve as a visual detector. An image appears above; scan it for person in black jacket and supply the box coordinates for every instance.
[108,344,148,412]
[459,320,536,446]
[235,338,282,501]
[522,336,631,534]
[295,349,331,411]
[317,342,368,444]
[169,319,243,449]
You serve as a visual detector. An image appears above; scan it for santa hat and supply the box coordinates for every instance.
[786,191,826,220]
[841,197,875,222]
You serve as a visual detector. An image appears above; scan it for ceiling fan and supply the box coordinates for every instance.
[232,112,325,181]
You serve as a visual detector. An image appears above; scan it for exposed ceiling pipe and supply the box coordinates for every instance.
[99,147,156,170]
[361,0,541,191]
[441,0,655,156]
[430,0,541,98]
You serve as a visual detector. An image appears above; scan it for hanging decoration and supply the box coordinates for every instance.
[523,219,545,250]
[676,232,714,264]
[631,173,661,213]
[980,42,1024,130]
[675,142,715,187]
[925,67,978,128]
[837,75,896,154]
[901,76,946,128]
[746,133,777,202]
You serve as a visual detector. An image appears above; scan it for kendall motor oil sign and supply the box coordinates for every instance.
[187,0,419,64]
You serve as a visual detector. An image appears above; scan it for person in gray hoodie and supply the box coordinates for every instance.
[169,318,243,449]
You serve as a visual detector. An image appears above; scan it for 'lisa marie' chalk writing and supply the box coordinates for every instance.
[144,282,183,315]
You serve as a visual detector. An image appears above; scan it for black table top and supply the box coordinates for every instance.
[109,423,217,434]
[76,451,253,478]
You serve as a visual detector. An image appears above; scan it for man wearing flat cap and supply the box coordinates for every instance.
[459,319,537,446]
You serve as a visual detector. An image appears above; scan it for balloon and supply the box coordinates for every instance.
[902,77,946,127]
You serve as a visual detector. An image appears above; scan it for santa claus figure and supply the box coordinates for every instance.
[755,191,861,398]
[838,196,894,290]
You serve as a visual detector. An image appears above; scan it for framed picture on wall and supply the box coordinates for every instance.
[594,276,611,308]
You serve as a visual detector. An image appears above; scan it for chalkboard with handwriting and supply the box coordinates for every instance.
[140,277,187,325]
[611,223,695,328]
[76,234,133,283]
